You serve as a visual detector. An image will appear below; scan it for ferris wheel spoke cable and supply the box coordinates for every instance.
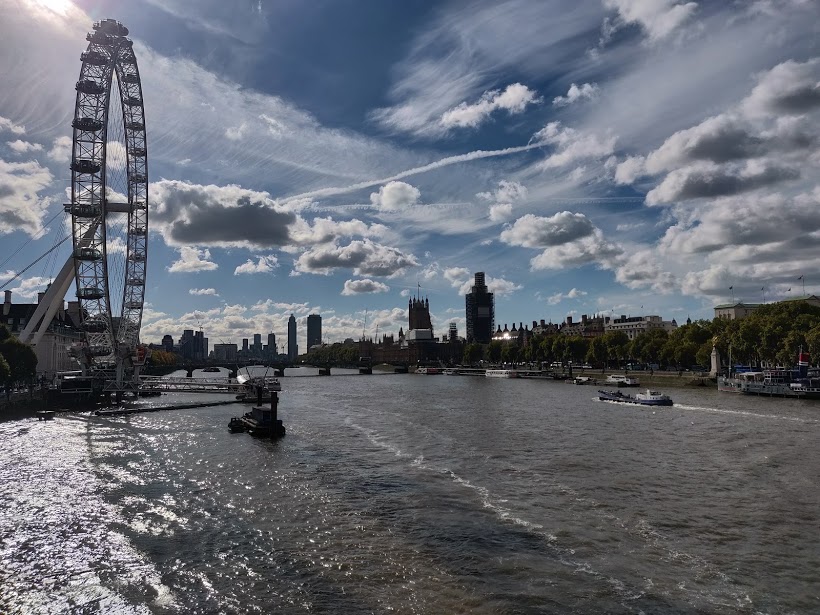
[0,209,66,273]
[0,235,72,291]
[41,210,69,281]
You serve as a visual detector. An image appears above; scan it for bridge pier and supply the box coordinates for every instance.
[319,367,331,376]
[274,368,284,377]
[393,365,408,374]
[186,368,193,378]
[229,368,238,380]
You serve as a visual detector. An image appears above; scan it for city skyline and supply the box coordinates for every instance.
[1,0,819,354]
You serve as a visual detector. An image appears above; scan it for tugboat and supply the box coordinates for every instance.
[230,386,286,438]
[228,416,245,433]
[598,388,673,406]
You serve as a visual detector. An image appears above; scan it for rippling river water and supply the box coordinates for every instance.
[1,370,819,613]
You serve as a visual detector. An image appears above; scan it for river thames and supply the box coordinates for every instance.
[1,370,818,613]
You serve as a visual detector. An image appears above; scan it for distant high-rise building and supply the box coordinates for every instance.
[267,332,276,357]
[465,272,494,344]
[161,334,174,352]
[213,343,238,361]
[288,314,297,359]
[307,314,322,349]
[252,333,262,356]
[179,329,195,360]
[449,322,458,341]
[242,338,249,353]
[193,330,207,361]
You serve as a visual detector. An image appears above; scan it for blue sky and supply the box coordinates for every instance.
[1,0,819,350]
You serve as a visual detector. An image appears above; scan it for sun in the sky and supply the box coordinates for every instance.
[27,0,73,16]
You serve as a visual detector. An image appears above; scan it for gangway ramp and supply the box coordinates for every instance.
[138,376,246,394]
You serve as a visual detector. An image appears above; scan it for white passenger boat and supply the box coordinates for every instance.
[598,389,673,406]
[485,369,519,378]
[605,374,640,387]
[235,375,282,403]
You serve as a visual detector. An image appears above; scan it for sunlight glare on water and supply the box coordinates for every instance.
[1,373,819,613]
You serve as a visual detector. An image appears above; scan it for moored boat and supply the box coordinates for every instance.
[605,374,640,387]
[718,350,814,398]
[485,369,519,378]
[598,388,673,406]
[235,375,282,403]
[415,367,441,374]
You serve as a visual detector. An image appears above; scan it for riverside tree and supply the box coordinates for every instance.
[0,325,38,388]
[0,353,9,385]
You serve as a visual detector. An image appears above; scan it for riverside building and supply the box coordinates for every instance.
[465,272,494,344]
[287,314,298,359]
[0,290,84,376]
[605,315,677,340]
[307,314,322,350]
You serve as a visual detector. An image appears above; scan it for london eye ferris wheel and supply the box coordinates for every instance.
[69,19,148,383]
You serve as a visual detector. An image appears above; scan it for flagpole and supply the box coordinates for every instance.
[730,286,734,303]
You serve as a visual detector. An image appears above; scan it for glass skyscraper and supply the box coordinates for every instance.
[307,314,322,349]
[287,314,298,360]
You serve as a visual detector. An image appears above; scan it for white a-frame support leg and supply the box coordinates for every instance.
[18,256,76,346]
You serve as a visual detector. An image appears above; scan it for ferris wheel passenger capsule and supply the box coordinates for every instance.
[71,159,101,174]
[81,51,108,66]
[77,287,104,300]
[76,80,105,95]
[73,117,104,132]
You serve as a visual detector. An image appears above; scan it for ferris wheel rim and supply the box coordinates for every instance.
[69,19,147,365]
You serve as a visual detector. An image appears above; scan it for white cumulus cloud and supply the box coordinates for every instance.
[234,255,278,274]
[6,140,42,154]
[547,288,588,304]
[47,136,72,163]
[341,278,390,295]
[533,122,617,169]
[0,158,53,236]
[167,246,219,273]
[369,181,421,211]
[603,0,698,42]
[553,82,599,107]
[440,83,541,130]
[0,116,25,135]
